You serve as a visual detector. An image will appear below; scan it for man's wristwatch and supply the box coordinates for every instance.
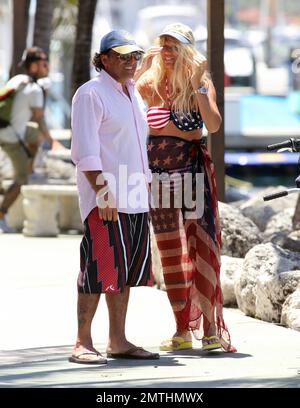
[194,83,209,95]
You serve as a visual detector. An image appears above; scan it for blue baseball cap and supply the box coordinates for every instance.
[100,29,144,54]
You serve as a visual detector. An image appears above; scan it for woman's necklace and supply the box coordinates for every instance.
[165,77,172,108]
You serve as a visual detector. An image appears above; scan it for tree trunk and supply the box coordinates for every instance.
[207,0,225,201]
[71,0,97,98]
[33,0,55,55]
[10,0,31,77]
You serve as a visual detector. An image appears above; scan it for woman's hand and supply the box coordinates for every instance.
[143,47,162,70]
[134,47,162,81]
[190,54,208,88]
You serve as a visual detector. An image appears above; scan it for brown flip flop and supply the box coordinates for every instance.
[68,352,107,365]
[107,346,160,360]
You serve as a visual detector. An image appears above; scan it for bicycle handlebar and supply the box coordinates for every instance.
[263,139,300,201]
[263,191,288,201]
[263,188,300,201]
[267,138,300,152]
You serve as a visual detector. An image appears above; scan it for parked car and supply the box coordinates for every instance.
[195,27,257,88]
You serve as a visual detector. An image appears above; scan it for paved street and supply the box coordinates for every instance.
[0,234,299,388]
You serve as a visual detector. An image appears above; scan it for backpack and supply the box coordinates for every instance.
[0,77,34,158]
[0,81,28,128]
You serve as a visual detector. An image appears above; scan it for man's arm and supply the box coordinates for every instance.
[83,170,118,222]
[83,170,106,193]
[31,107,53,146]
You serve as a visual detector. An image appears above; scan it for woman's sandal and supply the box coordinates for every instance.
[160,336,193,351]
[201,335,222,351]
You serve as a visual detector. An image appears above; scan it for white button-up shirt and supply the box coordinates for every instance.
[71,70,151,222]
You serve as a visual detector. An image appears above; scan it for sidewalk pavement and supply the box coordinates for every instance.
[0,234,299,388]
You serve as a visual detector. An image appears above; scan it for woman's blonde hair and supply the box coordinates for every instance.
[142,36,208,116]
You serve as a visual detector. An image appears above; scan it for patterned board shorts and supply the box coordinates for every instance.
[77,207,153,294]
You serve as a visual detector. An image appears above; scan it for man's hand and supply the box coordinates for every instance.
[83,171,118,222]
[51,139,67,151]
[97,188,118,222]
[98,205,118,222]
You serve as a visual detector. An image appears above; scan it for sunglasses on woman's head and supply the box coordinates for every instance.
[161,44,179,53]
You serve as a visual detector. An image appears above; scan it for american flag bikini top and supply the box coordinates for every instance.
[146,78,203,131]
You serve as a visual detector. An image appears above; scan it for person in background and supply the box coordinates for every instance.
[0,46,61,233]
[70,29,159,364]
[135,23,236,352]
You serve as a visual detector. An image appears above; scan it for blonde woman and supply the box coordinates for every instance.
[135,23,236,352]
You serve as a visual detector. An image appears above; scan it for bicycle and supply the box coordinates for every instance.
[263,138,300,202]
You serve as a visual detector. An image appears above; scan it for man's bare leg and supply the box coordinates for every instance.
[71,293,106,361]
[106,287,130,352]
[0,182,21,218]
[106,287,159,358]
[27,143,38,175]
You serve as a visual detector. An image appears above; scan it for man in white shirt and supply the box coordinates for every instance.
[70,30,159,364]
[0,47,57,233]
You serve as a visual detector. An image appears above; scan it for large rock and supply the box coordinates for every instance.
[219,201,262,257]
[235,243,300,321]
[239,187,298,232]
[256,270,300,322]
[292,196,300,230]
[281,284,300,331]
[263,208,294,241]
[282,230,300,252]
[268,229,300,252]
[45,157,75,183]
[220,256,243,306]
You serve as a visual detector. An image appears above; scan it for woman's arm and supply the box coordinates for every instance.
[190,56,222,133]
[193,79,222,133]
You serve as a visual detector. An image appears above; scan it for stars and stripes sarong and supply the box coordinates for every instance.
[148,135,235,352]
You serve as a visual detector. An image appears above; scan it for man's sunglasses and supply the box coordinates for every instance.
[113,51,143,62]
